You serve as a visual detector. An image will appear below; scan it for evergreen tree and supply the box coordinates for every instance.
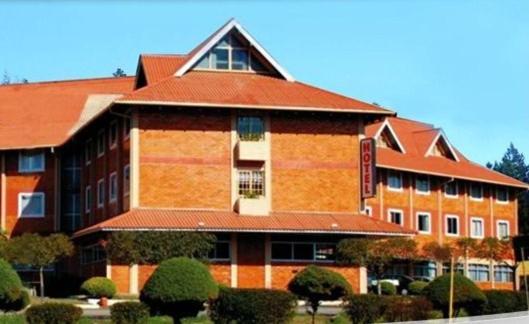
[112,68,127,77]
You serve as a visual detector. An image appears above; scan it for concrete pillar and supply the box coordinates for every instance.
[129,264,138,295]
[230,233,238,288]
[359,267,368,294]
[264,233,272,288]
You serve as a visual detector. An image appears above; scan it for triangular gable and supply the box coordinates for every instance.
[174,19,295,82]
[374,119,406,153]
[425,130,459,161]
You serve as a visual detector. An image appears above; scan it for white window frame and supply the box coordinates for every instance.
[416,212,431,234]
[415,175,430,195]
[445,214,459,237]
[97,129,105,158]
[109,172,117,203]
[470,217,484,239]
[444,181,458,198]
[387,171,403,192]
[363,205,372,217]
[18,192,45,218]
[97,178,105,208]
[495,187,509,204]
[123,164,130,197]
[109,120,118,150]
[18,151,45,173]
[469,183,484,201]
[85,185,92,213]
[496,220,510,240]
[388,208,404,226]
[85,139,92,166]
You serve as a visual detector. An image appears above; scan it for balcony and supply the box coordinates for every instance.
[235,139,268,161]
[235,196,269,216]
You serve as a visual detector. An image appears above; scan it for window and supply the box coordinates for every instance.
[496,187,509,204]
[442,263,464,275]
[469,264,490,282]
[18,193,45,218]
[123,118,131,140]
[109,121,118,149]
[123,164,130,196]
[387,171,402,191]
[415,175,430,194]
[97,130,105,157]
[446,215,459,236]
[109,172,117,203]
[494,265,513,282]
[470,183,483,201]
[271,242,336,262]
[470,217,484,238]
[85,140,92,165]
[414,261,437,279]
[237,116,264,141]
[81,245,106,265]
[97,179,105,208]
[208,240,230,260]
[18,150,45,173]
[388,209,403,226]
[363,206,372,217]
[417,212,431,234]
[238,170,264,197]
[85,186,92,213]
[497,221,510,240]
[444,181,458,198]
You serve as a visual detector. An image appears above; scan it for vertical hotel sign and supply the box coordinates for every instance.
[360,138,376,198]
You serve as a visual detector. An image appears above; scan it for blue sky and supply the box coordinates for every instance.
[1,0,528,165]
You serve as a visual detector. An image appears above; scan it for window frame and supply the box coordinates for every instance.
[123,164,130,197]
[363,205,372,217]
[271,241,336,263]
[494,265,514,283]
[237,168,265,197]
[388,208,404,226]
[495,187,509,204]
[468,263,490,282]
[18,151,45,173]
[109,120,118,150]
[469,183,484,201]
[109,172,118,203]
[416,212,431,234]
[97,178,105,208]
[496,220,510,240]
[97,129,105,158]
[444,181,458,198]
[85,139,92,166]
[415,175,430,195]
[387,171,403,192]
[85,185,92,214]
[470,217,484,239]
[445,214,459,237]
[123,118,131,140]
[208,240,231,261]
[18,192,45,218]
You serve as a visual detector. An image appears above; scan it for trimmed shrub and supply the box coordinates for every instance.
[3,289,30,311]
[423,274,486,317]
[0,258,24,311]
[25,303,82,324]
[481,290,527,315]
[81,277,116,298]
[408,281,428,295]
[140,257,218,322]
[209,287,296,324]
[345,294,386,324]
[288,265,352,321]
[383,296,433,322]
[380,281,396,295]
[110,301,150,324]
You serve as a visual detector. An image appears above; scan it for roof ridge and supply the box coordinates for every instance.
[391,116,435,128]
[140,53,188,58]
[412,128,440,134]
[0,75,135,88]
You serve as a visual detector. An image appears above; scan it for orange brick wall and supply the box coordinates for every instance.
[138,110,231,210]
[111,264,130,294]
[271,114,360,213]
[237,233,265,288]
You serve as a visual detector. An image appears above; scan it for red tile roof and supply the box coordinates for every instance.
[118,70,393,114]
[0,77,134,150]
[73,208,415,238]
[365,117,529,188]
[140,54,188,85]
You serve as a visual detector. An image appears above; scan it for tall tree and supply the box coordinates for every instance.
[488,143,529,234]
[455,238,478,277]
[112,68,127,77]
[475,237,511,289]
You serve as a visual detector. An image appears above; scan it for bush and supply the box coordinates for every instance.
[140,257,218,322]
[288,265,351,321]
[209,287,296,324]
[110,302,150,324]
[383,296,433,322]
[481,290,527,315]
[423,274,486,317]
[345,294,386,324]
[0,258,24,311]
[3,289,30,311]
[408,281,428,295]
[80,277,116,298]
[380,281,396,295]
[25,303,82,324]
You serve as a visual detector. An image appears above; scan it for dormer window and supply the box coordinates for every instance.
[374,119,405,153]
[426,131,459,161]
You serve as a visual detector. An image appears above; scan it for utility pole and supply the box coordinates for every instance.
[449,256,455,321]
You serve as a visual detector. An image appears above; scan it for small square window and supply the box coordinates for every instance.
[18,193,45,218]
[97,179,105,208]
[18,150,45,173]
[238,169,264,197]
[417,213,431,234]
[237,116,264,141]
[470,183,483,201]
[415,175,430,194]
[497,221,510,240]
[123,165,130,196]
[470,218,484,238]
[212,48,229,69]
[387,171,403,191]
[363,206,372,217]
[444,181,458,197]
[496,188,508,203]
[446,215,459,236]
[109,172,117,203]
[97,130,105,157]
[208,241,230,260]
[109,121,118,149]
[231,49,249,70]
[388,209,403,226]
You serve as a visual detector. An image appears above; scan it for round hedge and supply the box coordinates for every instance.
[80,277,116,298]
[380,282,396,295]
[140,257,218,321]
[422,274,486,317]
[0,258,24,311]
[408,281,428,295]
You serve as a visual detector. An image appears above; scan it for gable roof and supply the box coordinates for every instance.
[0,77,134,150]
[174,18,295,82]
[365,117,529,189]
[374,118,406,153]
[139,54,188,85]
[425,130,460,161]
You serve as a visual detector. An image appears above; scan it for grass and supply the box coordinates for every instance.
[0,314,25,324]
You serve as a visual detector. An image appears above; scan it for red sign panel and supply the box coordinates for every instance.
[360,138,377,198]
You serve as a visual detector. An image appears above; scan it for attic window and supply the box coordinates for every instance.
[430,134,458,161]
[375,122,405,153]
[195,32,267,72]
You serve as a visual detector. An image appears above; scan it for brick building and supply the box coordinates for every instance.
[0,19,526,294]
